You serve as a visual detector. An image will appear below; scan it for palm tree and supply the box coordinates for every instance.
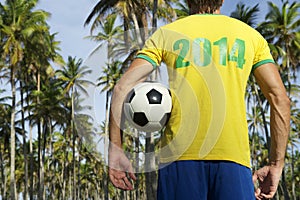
[152,0,176,27]
[21,17,61,200]
[0,91,11,199]
[72,96,96,199]
[85,0,175,51]
[230,2,259,27]
[56,56,93,200]
[257,1,300,92]
[85,13,123,62]
[84,0,134,51]
[25,72,67,199]
[174,0,189,19]
[0,0,51,198]
[24,31,62,200]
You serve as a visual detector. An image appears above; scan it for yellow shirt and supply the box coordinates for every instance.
[137,15,274,168]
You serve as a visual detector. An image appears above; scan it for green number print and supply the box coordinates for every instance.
[173,39,190,68]
[193,38,212,67]
[213,37,227,66]
[228,39,246,69]
[173,37,246,69]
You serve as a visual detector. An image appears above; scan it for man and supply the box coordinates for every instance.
[108,0,290,199]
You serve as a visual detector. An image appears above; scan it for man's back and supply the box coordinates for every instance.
[138,14,274,167]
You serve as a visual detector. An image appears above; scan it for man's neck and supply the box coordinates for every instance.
[197,9,221,14]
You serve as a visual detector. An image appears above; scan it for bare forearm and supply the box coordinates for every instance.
[269,96,290,167]
[109,84,128,149]
[253,63,291,168]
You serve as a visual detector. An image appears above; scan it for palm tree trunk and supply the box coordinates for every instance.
[140,8,149,41]
[134,129,140,200]
[37,70,45,200]
[20,80,29,200]
[62,131,69,200]
[144,70,159,200]
[281,171,290,200]
[104,92,110,200]
[251,77,270,152]
[131,11,144,48]
[29,124,34,200]
[152,0,158,28]
[25,73,34,200]
[62,159,66,200]
[71,88,77,200]
[69,166,72,198]
[37,119,45,200]
[145,132,157,200]
[77,138,81,199]
[0,142,6,200]
[286,45,292,97]
[36,69,46,200]
[48,119,56,200]
[10,67,17,200]
[124,17,130,52]
[250,117,257,170]
[72,135,76,200]
[291,145,296,200]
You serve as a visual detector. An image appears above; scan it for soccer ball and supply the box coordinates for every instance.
[123,82,172,132]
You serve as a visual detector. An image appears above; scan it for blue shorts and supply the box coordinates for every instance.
[157,160,255,200]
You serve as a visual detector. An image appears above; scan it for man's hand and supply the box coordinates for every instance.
[108,147,136,190]
[252,165,283,200]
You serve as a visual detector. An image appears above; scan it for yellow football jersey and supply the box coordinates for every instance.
[137,15,274,168]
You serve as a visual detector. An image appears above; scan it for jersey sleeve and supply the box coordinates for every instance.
[137,28,164,69]
[252,33,275,71]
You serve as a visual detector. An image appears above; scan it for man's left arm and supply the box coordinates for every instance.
[108,58,154,190]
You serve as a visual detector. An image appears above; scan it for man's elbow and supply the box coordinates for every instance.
[113,82,123,95]
[273,92,290,109]
[269,90,290,115]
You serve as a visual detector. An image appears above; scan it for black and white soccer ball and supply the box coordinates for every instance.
[123,82,172,132]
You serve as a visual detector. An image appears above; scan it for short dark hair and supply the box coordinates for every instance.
[187,0,223,14]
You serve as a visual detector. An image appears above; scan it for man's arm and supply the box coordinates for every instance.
[108,58,154,190]
[252,63,290,199]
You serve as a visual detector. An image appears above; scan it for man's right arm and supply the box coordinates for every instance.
[252,63,290,199]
